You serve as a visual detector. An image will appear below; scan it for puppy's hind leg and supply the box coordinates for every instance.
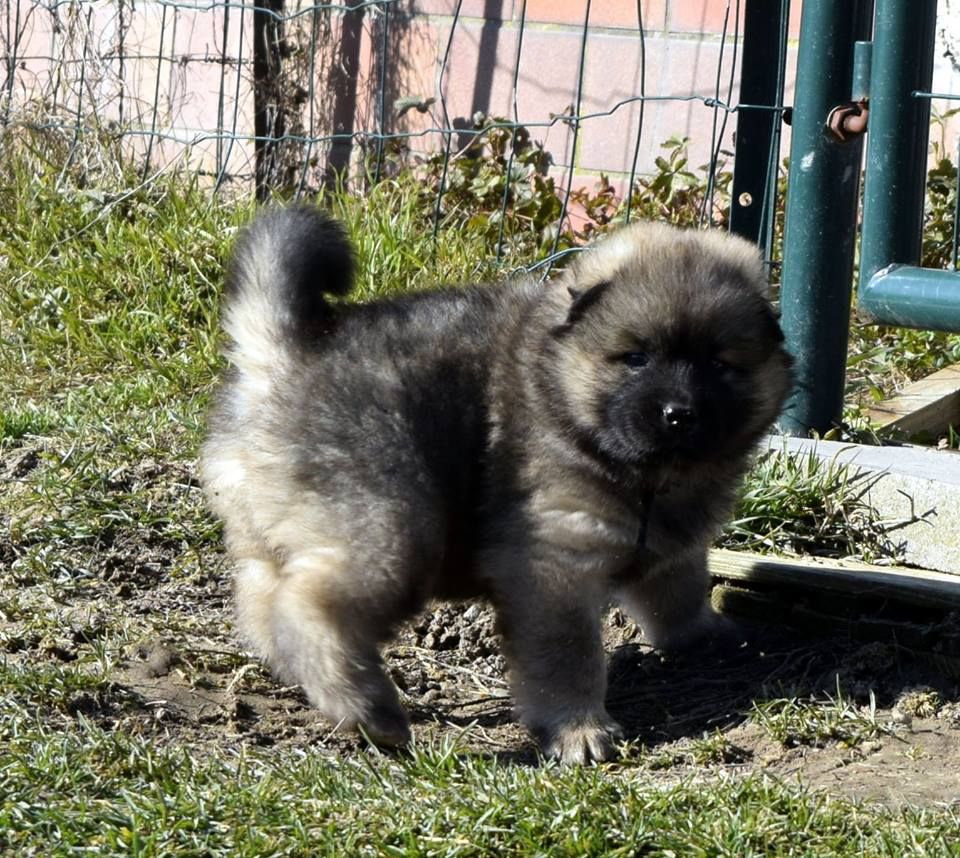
[269,548,413,748]
[234,557,284,666]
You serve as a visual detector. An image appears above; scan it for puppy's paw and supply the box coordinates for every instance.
[656,609,753,657]
[540,716,623,765]
[356,703,412,748]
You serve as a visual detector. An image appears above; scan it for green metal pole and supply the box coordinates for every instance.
[778,0,873,436]
[729,0,790,254]
[857,0,939,314]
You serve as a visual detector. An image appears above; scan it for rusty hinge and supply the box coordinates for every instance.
[826,98,869,142]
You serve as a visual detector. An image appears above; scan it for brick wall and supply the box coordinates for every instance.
[388,0,804,191]
[6,0,958,195]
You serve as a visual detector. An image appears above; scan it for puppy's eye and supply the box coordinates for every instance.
[621,352,649,368]
[711,355,744,374]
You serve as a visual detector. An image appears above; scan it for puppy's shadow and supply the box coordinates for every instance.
[409,622,951,762]
[605,625,858,744]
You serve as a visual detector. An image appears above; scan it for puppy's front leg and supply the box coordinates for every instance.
[489,549,622,764]
[617,545,738,653]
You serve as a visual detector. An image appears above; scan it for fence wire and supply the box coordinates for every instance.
[2,6,761,189]
[2,1,958,274]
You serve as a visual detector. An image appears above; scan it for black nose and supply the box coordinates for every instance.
[661,403,696,431]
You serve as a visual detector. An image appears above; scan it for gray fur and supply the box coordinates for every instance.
[201,208,792,763]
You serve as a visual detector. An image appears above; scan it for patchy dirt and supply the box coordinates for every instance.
[3,443,960,808]
[15,585,960,807]
[736,717,960,808]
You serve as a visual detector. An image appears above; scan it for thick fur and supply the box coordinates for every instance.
[201,207,792,763]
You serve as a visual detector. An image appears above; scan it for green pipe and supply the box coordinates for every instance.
[858,0,938,289]
[857,0,946,330]
[861,266,960,331]
[778,0,873,436]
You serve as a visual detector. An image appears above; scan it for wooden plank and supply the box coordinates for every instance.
[708,548,960,611]
[866,363,960,437]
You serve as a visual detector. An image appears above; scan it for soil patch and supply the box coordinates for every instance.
[111,596,960,807]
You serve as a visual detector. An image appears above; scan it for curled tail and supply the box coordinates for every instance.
[220,206,354,378]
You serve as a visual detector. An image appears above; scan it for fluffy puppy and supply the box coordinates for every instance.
[201,207,792,764]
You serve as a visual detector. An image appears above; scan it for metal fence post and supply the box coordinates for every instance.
[778,0,873,436]
[253,0,287,201]
[729,0,790,256]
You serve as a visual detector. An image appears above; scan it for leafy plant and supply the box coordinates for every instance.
[568,136,736,244]
[370,125,735,259]
[923,106,960,270]
[845,325,960,415]
[413,114,565,257]
[629,135,734,227]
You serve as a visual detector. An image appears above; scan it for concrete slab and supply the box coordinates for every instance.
[770,436,960,575]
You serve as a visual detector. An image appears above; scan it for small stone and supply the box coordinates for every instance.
[66,692,99,716]
[10,449,39,478]
[891,708,913,727]
[143,643,180,677]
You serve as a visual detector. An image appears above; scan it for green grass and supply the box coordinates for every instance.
[750,687,888,750]
[2,699,958,857]
[641,730,749,770]
[721,446,900,563]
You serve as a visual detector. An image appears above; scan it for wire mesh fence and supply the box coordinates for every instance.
[1,1,957,274]
[0,1,783,262]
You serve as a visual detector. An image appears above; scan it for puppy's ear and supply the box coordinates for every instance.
[552,281,611,337]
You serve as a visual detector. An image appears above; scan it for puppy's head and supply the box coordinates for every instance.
[547,222,792,471]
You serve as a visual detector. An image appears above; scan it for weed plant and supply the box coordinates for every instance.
[721,447,900,563]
